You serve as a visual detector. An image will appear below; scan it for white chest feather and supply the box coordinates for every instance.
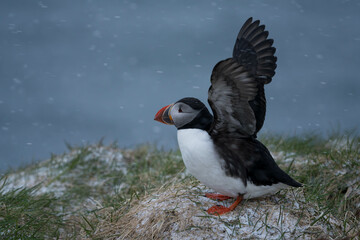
[177,129,245,197]
[177,129,286,198]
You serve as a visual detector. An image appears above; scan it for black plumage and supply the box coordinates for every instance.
[154,17,302,215]
[177,98,213,131]
[206,18,301,188]
[156,17,301,193]
[213,137,301,187]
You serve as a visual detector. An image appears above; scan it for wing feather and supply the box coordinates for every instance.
[208,58,258,137]
[242,20,260,39]
[233,18,277,83]
[208,18,277,138]
[206,18,297,186]
[237,17,253,37]
[254,39,274,52]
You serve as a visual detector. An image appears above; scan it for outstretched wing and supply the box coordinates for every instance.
[233,17,277,133]
[208,58,258,137]
[233,17,277,83]
[208,18,277,137]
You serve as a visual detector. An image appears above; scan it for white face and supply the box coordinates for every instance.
[170,102,201,128]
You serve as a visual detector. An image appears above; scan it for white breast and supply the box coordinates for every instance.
[177,129,286,198]
[177,129,245,197]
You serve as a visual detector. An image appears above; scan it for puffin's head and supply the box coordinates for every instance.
[154,97,213,130]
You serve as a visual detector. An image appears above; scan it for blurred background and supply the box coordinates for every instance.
[1,0,359,171]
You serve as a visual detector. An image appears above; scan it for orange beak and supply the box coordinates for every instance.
[154,104,174,125]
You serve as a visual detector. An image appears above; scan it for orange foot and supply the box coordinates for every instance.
[206,195,243,216]
[205,193,232,201]
[207,205,232,215]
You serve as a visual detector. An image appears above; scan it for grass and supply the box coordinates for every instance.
[0,183,68,239]
[0,143,184,239]
[0,133,359,239]
[261,132,360,238]
[262,133,360,214]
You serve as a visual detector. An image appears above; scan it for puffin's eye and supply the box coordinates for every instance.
[178,108,183,113]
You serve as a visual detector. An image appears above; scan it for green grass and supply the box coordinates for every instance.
[0,183,68,239]
[0,144,184,239]
[261,132,360,237]
[0,133,359,239]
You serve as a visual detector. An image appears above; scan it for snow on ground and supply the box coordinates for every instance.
[2,145,355,239]
[93,181,341,239]
[1,146,126,198]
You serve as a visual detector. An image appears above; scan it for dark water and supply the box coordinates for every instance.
[1,0,359,171]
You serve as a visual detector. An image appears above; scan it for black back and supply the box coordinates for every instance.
[207,18,300,188]
[213,136,302,187]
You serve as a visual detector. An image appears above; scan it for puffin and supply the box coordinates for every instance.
[154,17,302,215]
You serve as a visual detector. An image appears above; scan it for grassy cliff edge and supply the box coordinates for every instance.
[0,134,359,239]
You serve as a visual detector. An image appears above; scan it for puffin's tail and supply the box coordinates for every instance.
[282,175,303,188]
[274,166,302,188]
[258,139,303,188]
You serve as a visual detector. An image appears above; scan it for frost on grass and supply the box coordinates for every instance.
[2,145,126,200]
[1,136,359,239]
[92,179,343,240]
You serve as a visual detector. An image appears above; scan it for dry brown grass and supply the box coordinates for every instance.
[86,176,352,240]
[3,135,358,239]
